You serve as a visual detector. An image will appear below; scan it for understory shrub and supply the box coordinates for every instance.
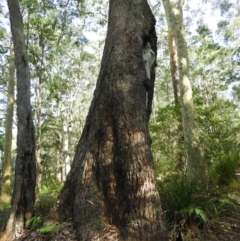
[28,181,63,230]
[213,153,239,185]
[158,173,234,233]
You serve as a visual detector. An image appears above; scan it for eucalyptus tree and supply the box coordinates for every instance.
[46,0,168,240]
[162,0,204,184]
[2,0,36,239]
[148,0,239,183]
[0,7,13,187]
[164,20,186,170]
[1,45,14,203]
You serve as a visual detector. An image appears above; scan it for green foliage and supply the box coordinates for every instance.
[217,198,235,211]
[158,174,208,228]
[34,181,63,217]
[193,96,239,181]
[27,181,63,231]
[197,25,212,38]
[219,1,232,15]
[0,132,5,152]
[0,201,10,211]
[34,195,56,218]
[213,153,239,185]
[149,104,183,175]
[178,205,208,223]
[40,180,63,196]
[38,222,67,234]
[24,181,62,233]
[27,216,45,231]
[229,179,240,191]
[158,174,235,230]
[38,225,56,234]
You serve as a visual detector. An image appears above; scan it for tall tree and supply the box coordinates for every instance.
[166,24,185,170]
[34,68,43,194]
[1,44,15,203]
[1,0,36,239]
[162,0,204,183]
[47,0,168,240]
[168,27,179,106]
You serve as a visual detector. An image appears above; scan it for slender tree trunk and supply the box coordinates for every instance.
[35,81,42,195]
[56,131,63,182]
[63,121,70,180]
[47,1,168,240]
[68,101,74,165]
[61,103,71,181]
[162,0,204,183]
[1,44,15,203]
[2,0,36,239]
[30,31,45,194]
[168,28,179,106]
[167,23,185,171]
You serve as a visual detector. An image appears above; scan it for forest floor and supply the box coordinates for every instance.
[0,190,239,241]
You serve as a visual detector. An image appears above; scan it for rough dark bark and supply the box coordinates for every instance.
[1,0,36,239]
[47,0,167,240]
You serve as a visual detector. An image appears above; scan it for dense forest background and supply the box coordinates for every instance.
[0,0,240,240]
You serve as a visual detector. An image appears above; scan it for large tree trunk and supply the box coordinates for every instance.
[47,0,167,240]
[1,44,15,203]
[2,0,36,239]
[162,0,204,183]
